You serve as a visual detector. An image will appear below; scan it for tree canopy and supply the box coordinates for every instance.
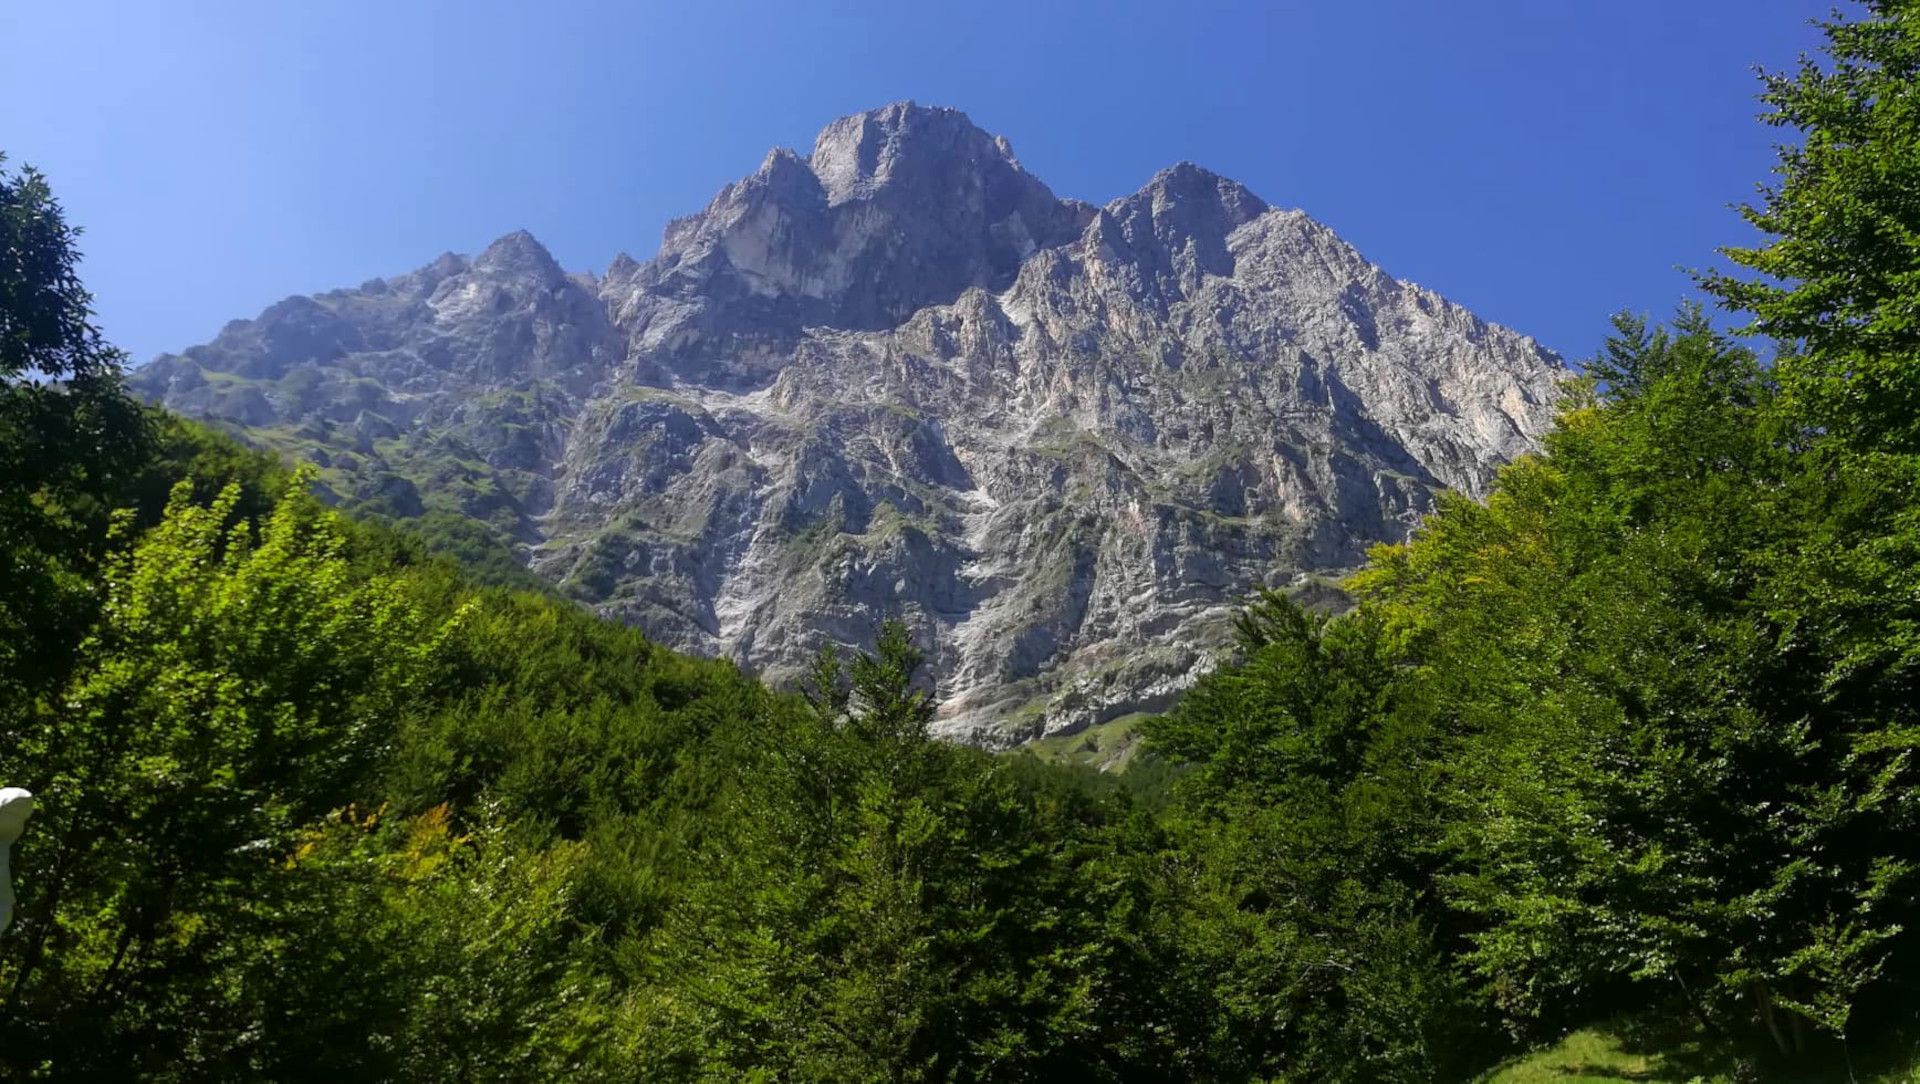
[6,2,1920,1080]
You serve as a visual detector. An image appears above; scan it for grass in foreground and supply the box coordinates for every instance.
[1480,1024,1729,1083]
[1480,1016,1920,1083]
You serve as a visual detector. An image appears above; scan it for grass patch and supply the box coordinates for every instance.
[1022,713,1154,773]
[1479,1026,1717,1083]
[1478,1016,1920,1084]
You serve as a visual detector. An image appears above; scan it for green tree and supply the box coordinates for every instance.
[0,154,149,701]
[1703,1,1920,450]
[1360,312,1919,1056]
[0,472,457,1076]
[1145,594,1477,1082]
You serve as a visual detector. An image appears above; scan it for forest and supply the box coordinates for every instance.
[3,3,1919,1080]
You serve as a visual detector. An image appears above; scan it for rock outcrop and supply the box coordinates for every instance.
[133,102,1566,744]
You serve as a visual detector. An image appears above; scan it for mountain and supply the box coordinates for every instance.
[131,101,1566,745]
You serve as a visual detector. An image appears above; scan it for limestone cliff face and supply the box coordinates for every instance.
[133,102,1566,744]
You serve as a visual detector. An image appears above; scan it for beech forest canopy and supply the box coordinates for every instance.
[3,3,1920,1080]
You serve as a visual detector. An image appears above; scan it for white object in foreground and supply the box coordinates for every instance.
[0,787,33,936]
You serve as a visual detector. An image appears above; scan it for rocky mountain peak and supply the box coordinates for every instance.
[1074,163,1276,307]
[754,146,825,196]
[472,229,565,282]
[807,101,1032,205]
[607,103,1097,382]
[133,103,1569,746]
[1120,162,1270,230]
[421,251,472,280]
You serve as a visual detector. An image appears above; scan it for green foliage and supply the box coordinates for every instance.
[1477,1013,1920,1083]
[253,806,609,1081]
[1122,7,1920,1073]
[1144,596,1477,1082]
[1368,312,1920,1047]
[1,471,456,1075]
[1122,300,1920,1077]
[6,3,1920,1078]
[1703,1,1920,451]
[0,155,151,703]
[0,154,123,386]
[626,621,1182,1081]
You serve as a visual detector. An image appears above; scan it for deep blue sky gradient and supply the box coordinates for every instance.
[1,1,1829,364]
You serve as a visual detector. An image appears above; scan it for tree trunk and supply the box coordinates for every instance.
[1673,970,1719,1036]
[7,816,89,1001]
[1754,981,1790,1056]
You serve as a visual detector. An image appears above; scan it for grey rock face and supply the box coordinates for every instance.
[132,101,1566,745]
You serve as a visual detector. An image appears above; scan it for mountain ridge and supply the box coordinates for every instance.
[133,101,1567,744]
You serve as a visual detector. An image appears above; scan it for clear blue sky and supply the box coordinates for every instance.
[1,1,1828,364]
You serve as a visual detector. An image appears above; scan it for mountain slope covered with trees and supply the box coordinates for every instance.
[5,3,1920,1079]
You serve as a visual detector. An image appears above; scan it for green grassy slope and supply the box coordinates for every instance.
[1019,712,1154,772]
[1480,1018,1920,1083]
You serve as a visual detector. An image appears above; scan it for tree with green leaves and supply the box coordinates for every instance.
[0,155,150,703]
[1359,307,1920,1060]
[1145,593,1478,1082]
[0,471,459,1075]
[1704,0,1920,451]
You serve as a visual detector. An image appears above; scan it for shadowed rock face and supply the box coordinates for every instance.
[132,101,1566,745]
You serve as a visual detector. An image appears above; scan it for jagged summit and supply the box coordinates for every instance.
[132,103,1567,745]
[806,101,1034,204]
[1118,161,1270,225]
[472,228,565,281]
[592,102,1096,383]
[1074,162,1279,305]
